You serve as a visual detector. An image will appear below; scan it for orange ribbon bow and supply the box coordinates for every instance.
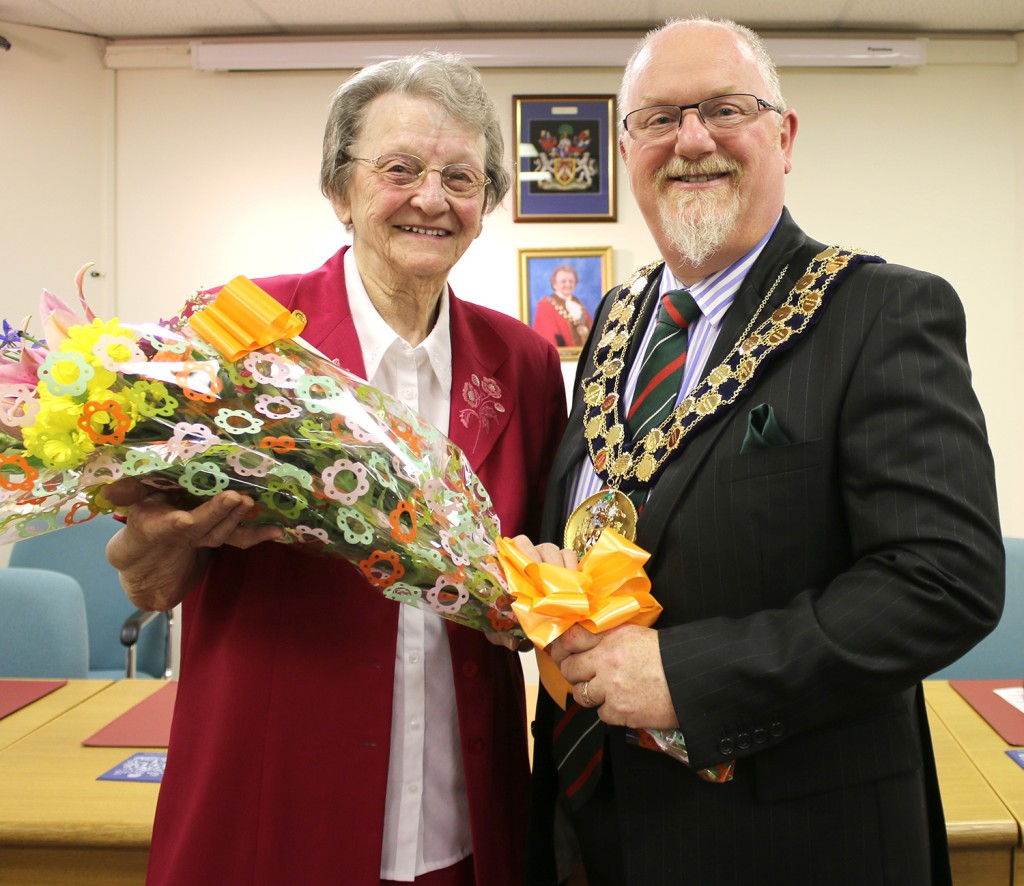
[495,529,660,708]
[188,276,306,360]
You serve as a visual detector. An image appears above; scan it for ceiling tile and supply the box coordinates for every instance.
[1,0,1022,40]
[840,0,1024,32]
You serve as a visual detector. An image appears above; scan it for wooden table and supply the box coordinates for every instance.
[0,679,167,886]
[0,681,111,753]
[926,680,1024,885]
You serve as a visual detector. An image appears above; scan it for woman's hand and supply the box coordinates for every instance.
[509,535,579,570]
[104,478,282,611]
[480,536,581,653]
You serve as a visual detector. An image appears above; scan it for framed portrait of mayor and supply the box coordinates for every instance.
[519,246,613,359]
[513,95,617,222]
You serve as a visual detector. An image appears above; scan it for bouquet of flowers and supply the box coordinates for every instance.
[0,272,524,634]
[0,269,729,781]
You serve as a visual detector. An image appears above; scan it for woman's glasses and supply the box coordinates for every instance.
[351,152,490,197]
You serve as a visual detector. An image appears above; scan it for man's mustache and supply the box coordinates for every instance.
[654,159,741,185]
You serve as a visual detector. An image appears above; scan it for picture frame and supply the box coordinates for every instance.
[519,246,613,360]
[513,95,617,222]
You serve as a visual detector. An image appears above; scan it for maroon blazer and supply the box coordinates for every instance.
[146,248,567,886]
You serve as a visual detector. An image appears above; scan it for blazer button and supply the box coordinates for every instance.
[468,738,485,754]
[461,661,479,678]
[769,721,784,738]
[718,738,735,756]
[736,732,752,750]
[753,728,767,744]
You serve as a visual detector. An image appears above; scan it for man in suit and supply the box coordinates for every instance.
[522,16,1004,886]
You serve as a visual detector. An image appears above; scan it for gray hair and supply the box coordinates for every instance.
[550,263,579,287]
[319,51,510,213]
[618,16,787,124]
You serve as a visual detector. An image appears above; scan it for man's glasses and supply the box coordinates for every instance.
[350,152,490,197]
[622,94,782,141]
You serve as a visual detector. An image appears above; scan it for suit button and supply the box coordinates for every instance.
[736,732,751,750]
[753,728,767,744]
[769,721,784,738]
[718,738,735,756]
[461,661,479,677]
[469,738,484,754]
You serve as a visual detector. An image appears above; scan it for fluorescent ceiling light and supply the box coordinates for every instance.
[768,38,925,67]
[188,36,927,72]
[191,37,640,71]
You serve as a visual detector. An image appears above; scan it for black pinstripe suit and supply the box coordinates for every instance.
[525,210,1004,885]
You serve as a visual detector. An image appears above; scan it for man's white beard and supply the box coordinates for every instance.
[659,186,741,267]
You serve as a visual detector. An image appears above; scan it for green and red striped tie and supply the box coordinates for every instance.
[553,287,699,810]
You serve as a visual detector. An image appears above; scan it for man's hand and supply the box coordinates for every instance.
[551,622,679,730]
[508,534,678,728]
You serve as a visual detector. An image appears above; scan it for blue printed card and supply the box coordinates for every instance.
[97,752,167,783]
[1006,750,1024,772]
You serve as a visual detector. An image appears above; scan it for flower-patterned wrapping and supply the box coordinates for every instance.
[0,277,521,637]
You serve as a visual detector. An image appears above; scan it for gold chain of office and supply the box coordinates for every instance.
[580,245,877,490]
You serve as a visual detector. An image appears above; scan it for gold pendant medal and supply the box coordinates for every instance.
[564,489,638,559]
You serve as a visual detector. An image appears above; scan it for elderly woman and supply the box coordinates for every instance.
[107,52,566,886]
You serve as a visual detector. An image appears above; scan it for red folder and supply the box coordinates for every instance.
[82,681,178,748]
[949,679,1024,746]
[0,680,66,720]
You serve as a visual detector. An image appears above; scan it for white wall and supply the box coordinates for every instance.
[0,22,106,568]
[2,22,1021,552]
[1,22,111,319]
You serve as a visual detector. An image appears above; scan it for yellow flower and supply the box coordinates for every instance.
[40,352,100,397]
[59,318,136,391]
[33,389,84,433]
[22,425,93,470]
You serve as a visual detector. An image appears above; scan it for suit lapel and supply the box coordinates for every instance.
[707,209,818,368]
[639,211,822,554]
[446,293,514,472]
[539,270,665,542]
[284,246,368,380]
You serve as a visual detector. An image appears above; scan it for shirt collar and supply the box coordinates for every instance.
[661,213,782,329]
[344,247,453,389]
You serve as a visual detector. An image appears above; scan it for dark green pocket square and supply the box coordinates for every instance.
[740,403,791,454]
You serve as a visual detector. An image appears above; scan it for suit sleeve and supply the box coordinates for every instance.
[658,264,1004,768]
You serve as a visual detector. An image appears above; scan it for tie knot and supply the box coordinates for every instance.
[658,288,700,329]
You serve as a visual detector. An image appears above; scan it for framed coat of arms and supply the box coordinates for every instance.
[513,95,617,222]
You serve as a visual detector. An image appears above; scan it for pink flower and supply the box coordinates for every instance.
[39,264,97,350]
[0,346,44,387]
[458,374,505,450]
[479,377,501,398]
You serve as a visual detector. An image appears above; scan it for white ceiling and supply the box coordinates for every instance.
[1,0,1023,42]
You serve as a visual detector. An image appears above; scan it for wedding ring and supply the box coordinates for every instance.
[579,680,595,708]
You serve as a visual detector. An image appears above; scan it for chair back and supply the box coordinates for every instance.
[0,568,89,678]
[930,537,1023,679]
[9,515,168,678]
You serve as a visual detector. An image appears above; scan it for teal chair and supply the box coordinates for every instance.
[930,537,1022,679]
[0,567,89,678]
[9,514,171,679]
